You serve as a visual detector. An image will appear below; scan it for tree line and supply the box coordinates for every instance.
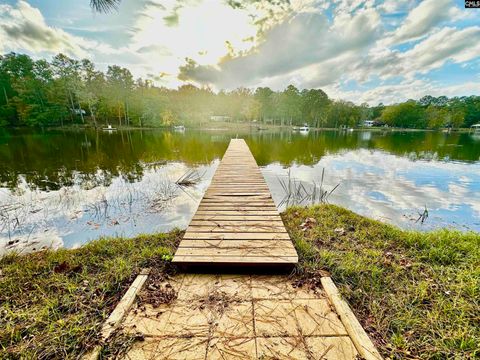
[1,52,479,129]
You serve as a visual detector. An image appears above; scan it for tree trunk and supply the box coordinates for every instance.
[3,86,9,104]
[35,89,45,111]
[118,102,122,126]
[68,90,75,122]
[79,104,84,123]
[88,101,97,127]
[124,100,128,126]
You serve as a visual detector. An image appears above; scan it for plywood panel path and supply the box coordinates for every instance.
[172,139,298,267]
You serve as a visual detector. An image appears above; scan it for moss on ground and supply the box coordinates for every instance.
[0,231,182,359]
[282,204,480,360]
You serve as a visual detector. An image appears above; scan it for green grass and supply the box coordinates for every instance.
[282,204,480,360]
[0,231,182,359]
[1,205,479,359]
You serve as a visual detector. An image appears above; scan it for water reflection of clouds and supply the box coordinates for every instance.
[0,161,218,255]
[263,149,480,231]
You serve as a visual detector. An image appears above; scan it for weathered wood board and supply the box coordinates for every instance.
[172,139,298,267]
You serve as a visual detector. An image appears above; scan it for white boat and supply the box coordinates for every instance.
[102,124,117,131]
[363,120,375,127]
[471,124,480,133]
[299,124,309,132]
[174,125,185,131]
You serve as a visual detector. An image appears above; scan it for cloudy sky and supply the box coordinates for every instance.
[0,0,479,104]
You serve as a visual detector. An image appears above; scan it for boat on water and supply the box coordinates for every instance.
[174,125,186,131]
[299,124,310,132]
[102,124,117,131]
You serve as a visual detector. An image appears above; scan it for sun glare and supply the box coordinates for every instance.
[131,0,259,80]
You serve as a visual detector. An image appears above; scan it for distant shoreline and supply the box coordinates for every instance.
[1,122,476,133]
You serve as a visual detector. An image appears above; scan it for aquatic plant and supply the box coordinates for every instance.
[278,168,340,207]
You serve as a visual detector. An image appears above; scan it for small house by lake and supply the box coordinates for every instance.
[472,124,480,132]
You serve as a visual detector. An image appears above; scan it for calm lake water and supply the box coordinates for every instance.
[1,128,480,254]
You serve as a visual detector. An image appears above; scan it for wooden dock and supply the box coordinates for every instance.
[172,139,298,268]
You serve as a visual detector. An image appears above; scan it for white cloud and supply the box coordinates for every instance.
[378,0,413,15]
[174,0,480,104]
[384,0,455,45]
[325,78,433,105]
[0,0,153,79]
[326,78,480,106]
[128,0,263,82]
[0,1,90,57]
[402,26,480,73]
[338,24,480,89]
[178,8,381,89]
[1,0,479,104]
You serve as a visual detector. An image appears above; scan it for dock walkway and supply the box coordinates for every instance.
[102,138,382,360]
[173,139,298,267]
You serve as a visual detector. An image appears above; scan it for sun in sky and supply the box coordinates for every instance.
[0,0,479,104]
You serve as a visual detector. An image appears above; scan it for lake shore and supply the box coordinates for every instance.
[2,122,477,133]
[1,204,478,359]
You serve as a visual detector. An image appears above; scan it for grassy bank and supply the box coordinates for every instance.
[1,206,479,359]
[0,231,181,359]
[282,205,479,359]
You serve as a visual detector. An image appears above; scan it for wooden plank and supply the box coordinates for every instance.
[200,200,274,204]
[202,190,268,196]
[206,191,270,194]
[183,232,291,240]
[209,182,265,186]
[192,215,281,221]
[198,202,277,211]
[196,209,278,213]
[189,220,285,227]
[199,202,276,206]
[203,194,272,201]
[178,239,293,248]
[175,247,297,257]
[186,225,287,233]
[204,191,271,194]
[197,205,276,210]
[208,185,269,187]
[172,255,298,264]
[195,210,279,215]
[321,277,383,360]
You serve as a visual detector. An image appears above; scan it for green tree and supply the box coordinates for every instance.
[78,59,104,127]
[106,65,134,126]
[326,100,360,128]
[280,85,301,126]
[301,89,330,127]
[381,101,426,128]
[161,109,175,126]
[52,54,83,123]
[254,87,274,123]
[426,105,448,129]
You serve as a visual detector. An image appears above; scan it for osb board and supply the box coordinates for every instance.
[121,274,359,360]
